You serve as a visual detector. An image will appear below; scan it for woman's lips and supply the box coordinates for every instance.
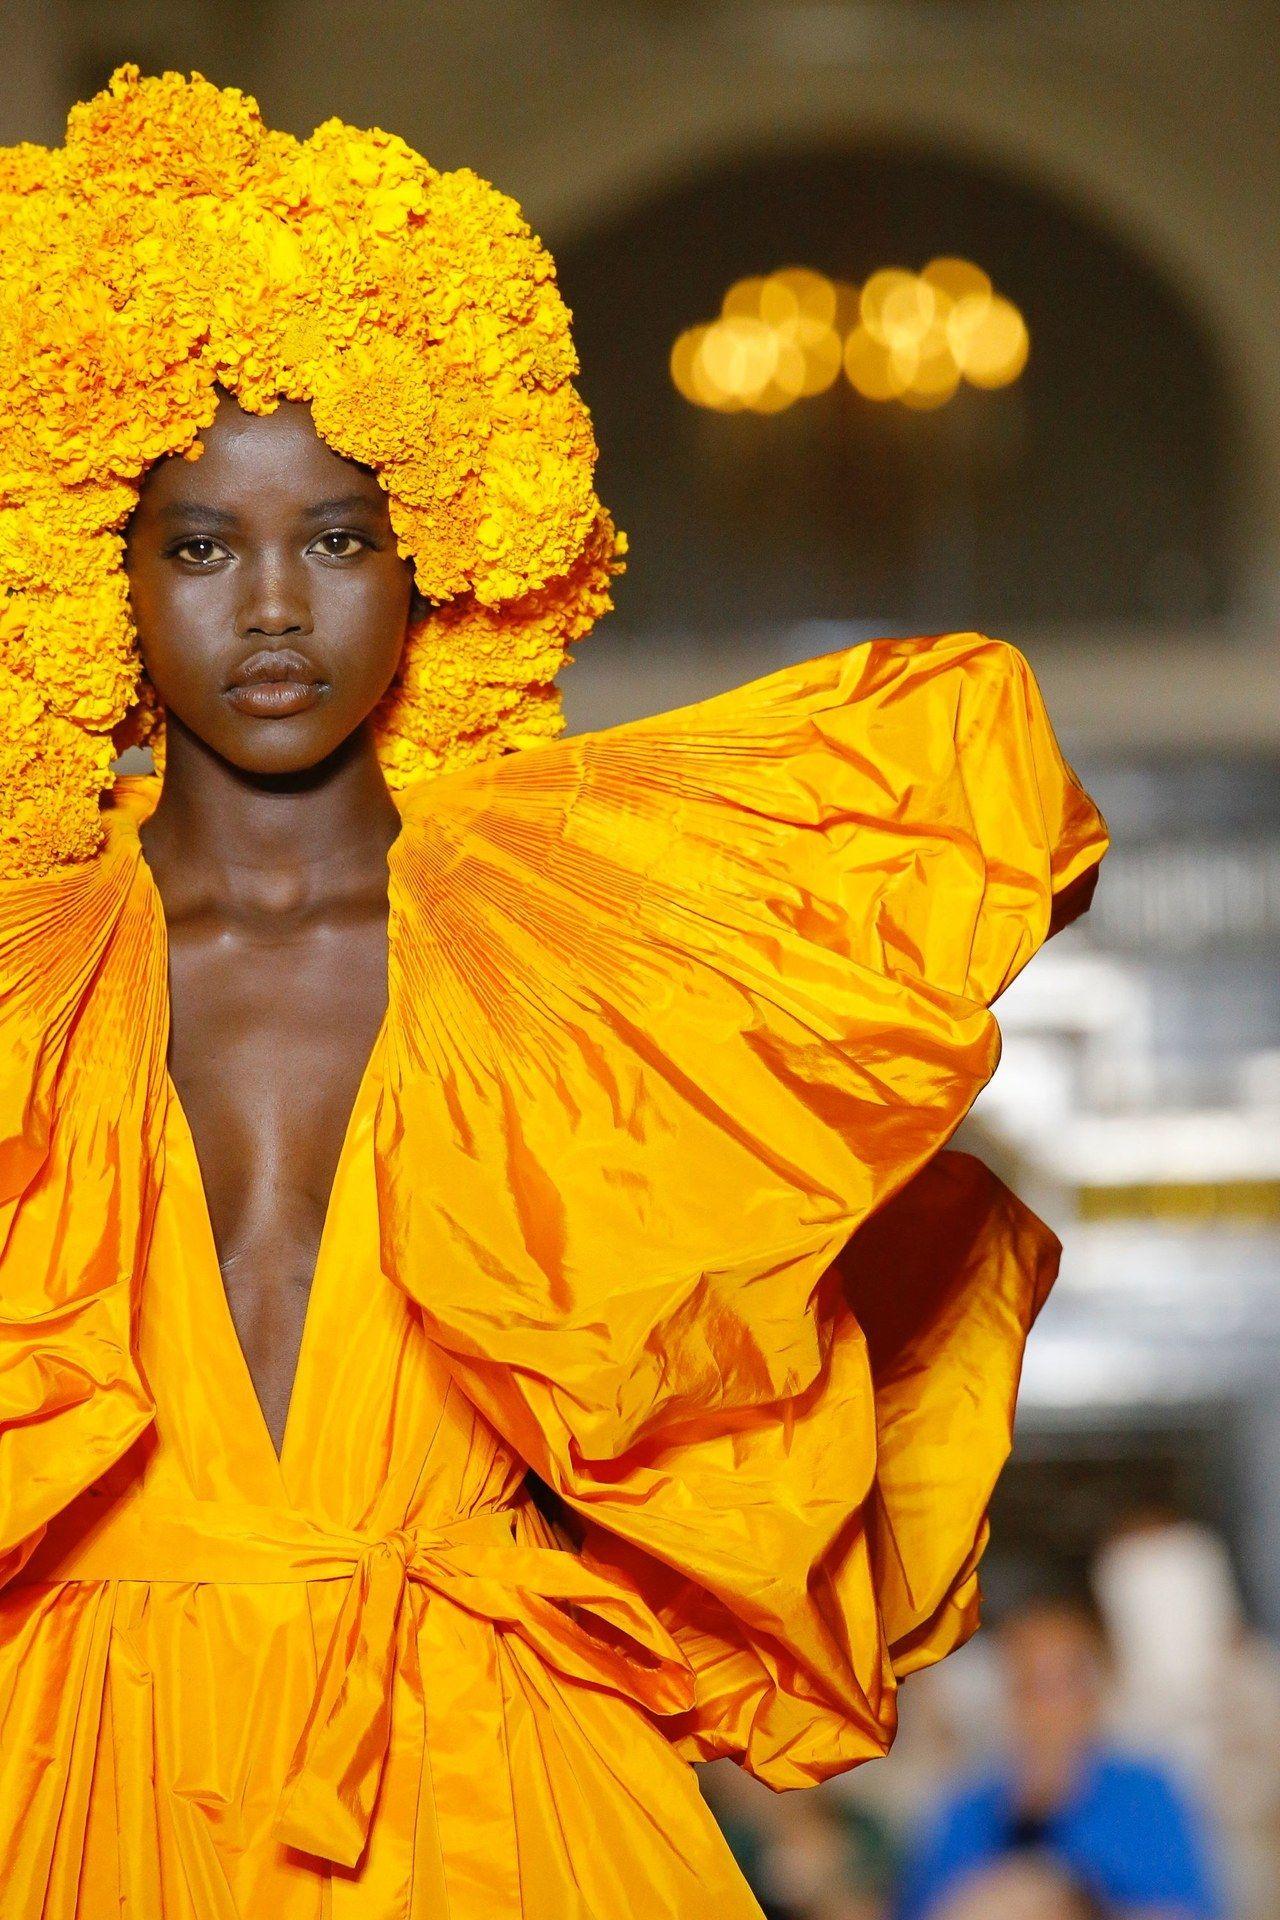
[223,679,325,718]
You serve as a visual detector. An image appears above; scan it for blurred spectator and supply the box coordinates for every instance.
[1094,1511,1280,1919]
[930,1858,1106,1919]
[893,1596,1226,1920]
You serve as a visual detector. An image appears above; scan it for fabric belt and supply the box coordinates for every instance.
[15,1495,695,1880]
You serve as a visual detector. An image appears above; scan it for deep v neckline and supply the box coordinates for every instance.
[115,773,403,1491]
[162,1016,389,1487]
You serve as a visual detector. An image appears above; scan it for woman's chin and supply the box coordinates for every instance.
[207,718,365,780]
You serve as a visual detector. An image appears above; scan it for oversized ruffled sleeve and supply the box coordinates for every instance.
[0,800,165,1587]
[376,631,1107,1784]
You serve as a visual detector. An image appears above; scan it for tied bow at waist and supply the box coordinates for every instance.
[16,1495,695,1873]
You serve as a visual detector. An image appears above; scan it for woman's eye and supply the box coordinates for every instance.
[312,531,367,559]
[171,536,223,565]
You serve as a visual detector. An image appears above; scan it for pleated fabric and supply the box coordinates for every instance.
[0,632,1107,1917]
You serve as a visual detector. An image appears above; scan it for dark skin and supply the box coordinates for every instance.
[124,386,422,1460]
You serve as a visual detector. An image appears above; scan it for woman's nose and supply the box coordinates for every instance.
[235,555,314,639]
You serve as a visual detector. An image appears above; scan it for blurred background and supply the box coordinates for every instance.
[6,5,1279,1915]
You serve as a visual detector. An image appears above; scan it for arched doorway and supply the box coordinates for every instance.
[558,145,1244,641]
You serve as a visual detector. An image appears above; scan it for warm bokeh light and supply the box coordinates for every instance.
[673,257,1028,412]
[704,268,846,408]
[792,325,844,397]
[764,265,838,330]
[669,323,720,407]
[922,254,993,305]
[700,314,779,405]
[721,275,770,322]
[899,338,963,409]
[862,267,934,350]
[844,325,915,400]
[948,290,1031,387]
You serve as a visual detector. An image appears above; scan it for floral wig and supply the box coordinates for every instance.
[0,63,626,876]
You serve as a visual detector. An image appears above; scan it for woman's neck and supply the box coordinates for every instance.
[138,716,402,920]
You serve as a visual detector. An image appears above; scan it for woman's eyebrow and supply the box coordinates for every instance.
[156,501,240,528]
[299,494,386,522]
[155,493,384,529]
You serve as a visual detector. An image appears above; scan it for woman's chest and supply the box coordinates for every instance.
[163,905,391,1455]
[132,1082,528,1527]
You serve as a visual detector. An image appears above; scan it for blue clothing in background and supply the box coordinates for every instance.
[895,1746,1226,1920]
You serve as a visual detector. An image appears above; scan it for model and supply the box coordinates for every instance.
[0,65,1107,1920]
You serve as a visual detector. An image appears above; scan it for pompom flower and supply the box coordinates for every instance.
[0,64,626,875]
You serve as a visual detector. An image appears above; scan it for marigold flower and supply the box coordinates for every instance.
[0,63,625,875]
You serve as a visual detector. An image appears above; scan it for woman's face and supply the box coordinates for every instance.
[124,387,418,777]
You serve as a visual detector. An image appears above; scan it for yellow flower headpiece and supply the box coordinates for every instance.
[0,63,626,875]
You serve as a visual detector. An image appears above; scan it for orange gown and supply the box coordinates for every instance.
[0,632,1107,1918]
